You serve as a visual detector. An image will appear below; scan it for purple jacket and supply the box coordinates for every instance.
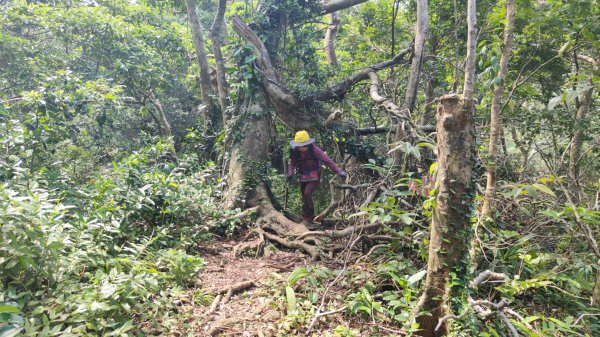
[288,145,343,182]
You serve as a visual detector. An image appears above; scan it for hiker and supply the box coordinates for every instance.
[287,130,346,228]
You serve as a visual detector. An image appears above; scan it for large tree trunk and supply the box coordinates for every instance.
[481,0,515,218]
[222,102,271,209]
[222,96,308,243]
[185,0,216,129]
[210,0,230,123]
[415,94,476,337]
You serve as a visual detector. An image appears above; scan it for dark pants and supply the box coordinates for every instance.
[300,181,320,222]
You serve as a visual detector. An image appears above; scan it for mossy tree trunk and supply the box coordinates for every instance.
[414,94,476,337]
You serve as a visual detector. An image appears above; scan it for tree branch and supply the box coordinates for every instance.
[320,0,368,15]
[312,47,413,101]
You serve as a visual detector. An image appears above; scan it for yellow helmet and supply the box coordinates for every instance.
[290,130,316,148]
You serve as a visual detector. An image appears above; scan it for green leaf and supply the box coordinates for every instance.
[287,267,309,286]
[558,41,571,57]
[0,307,20,314]
[285,286,297,314]
[0,325,22,337]
[407,270,427,286]
[547,95,563,110]
[581,27,596,41]
[531,184,555,197]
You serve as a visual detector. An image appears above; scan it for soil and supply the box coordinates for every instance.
[189,239,309,336]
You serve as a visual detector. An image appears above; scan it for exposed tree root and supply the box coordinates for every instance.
[262,229,320,261]
[200,281,257,319]
[295,222,385,241]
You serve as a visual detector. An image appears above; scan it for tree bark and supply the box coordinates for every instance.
[568,78,594,197]
[414,94,476,337]
[148,93,173,139]
[324,11,340,66]
[185,0,216,129]
[320,0,368,15]
[393,0,428,168]
[210,0,230,123]
[222,102,271,209]
[481,0,515,218]
[421,78,435,126]
[463,0,477,101]
[593,260,600,307]
[403,0,429,114]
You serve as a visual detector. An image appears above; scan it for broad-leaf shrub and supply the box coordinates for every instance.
[0,138,222,335]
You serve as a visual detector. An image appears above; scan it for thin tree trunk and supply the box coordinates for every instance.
[462,0,477,101]
[148,93,172,139]
[210,0,230,123]
[481,0,515,218]
[594,261,600,306]
[185,0,216,129]
[414,94,476,337]
[510,127,530,174]
[404,0,429,113]
[324,12,340,66]
[451,0,461,92]
[421,78,435,126]
[393,0,428,168]
[568,78,594,199]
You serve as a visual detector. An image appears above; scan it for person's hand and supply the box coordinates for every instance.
[339,171,347,178]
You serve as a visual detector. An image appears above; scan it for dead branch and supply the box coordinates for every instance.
[470,270,507,287]
[312,48,413,102]
[305,306,348,335]
[227,206,259,221]
[203,281,255,295]
[436,271,521,336]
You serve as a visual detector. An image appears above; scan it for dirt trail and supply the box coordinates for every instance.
[190,247,309,336]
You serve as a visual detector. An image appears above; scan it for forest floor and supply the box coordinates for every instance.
[183,235,370,337]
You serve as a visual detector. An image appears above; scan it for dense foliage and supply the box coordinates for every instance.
[1,0,599,336]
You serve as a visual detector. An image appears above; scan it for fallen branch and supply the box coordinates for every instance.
[226,206,259,221]
[203,280,256,295]
[471,270,507,287]
[305,306,348,335]
[436,271,520,337]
